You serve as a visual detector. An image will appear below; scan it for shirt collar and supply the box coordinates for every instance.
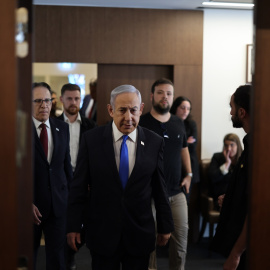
[32,117,51,129]
[63,112,81,124]
[112,121,137,143]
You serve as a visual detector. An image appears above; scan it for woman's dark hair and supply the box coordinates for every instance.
[170,96,192,120]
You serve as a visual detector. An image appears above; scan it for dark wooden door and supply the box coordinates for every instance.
[0,1,33,269]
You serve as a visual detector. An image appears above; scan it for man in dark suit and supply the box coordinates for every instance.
[57,83,96,269]
[80,79,97,122]
[32,82,73,270]
[67,85,174,270]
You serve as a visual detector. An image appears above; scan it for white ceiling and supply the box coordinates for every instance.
[33,0,254,10]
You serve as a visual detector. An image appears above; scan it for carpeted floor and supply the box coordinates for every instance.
[36,238,225,269]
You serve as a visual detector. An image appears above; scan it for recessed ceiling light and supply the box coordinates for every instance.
[202,1,254,9]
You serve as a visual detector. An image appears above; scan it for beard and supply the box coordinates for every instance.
[231,111,243,128]
[66,105,79,115]
[152,99,170,115]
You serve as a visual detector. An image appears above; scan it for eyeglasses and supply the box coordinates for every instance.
[160,123,169,139]
[32,99,52,105]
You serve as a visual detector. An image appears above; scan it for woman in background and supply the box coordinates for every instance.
[171,96,200,242]
[170,96,200,196]
[209,133,243,209]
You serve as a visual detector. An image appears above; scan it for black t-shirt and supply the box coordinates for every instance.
[139,112,187,197]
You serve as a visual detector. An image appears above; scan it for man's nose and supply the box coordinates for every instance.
[124,110,132,120]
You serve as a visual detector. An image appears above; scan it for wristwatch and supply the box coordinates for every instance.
[187,173,193,177]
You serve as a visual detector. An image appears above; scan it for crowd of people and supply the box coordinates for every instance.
[32,79,251,270]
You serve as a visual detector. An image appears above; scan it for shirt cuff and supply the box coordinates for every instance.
[220,164,229,175]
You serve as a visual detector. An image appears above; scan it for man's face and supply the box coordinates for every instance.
[230,94,242,128]
[107,92,144,135]
[151,84,174,115]
[60,90,81,116]
[32,86,52,122]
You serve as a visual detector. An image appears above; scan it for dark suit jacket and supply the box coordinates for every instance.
[67,123,174,256]
[57,113,97,143]
[33,118,73,220]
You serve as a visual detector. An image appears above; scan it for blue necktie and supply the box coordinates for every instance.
[119,135,129,188]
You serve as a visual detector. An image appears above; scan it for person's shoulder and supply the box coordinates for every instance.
[139,112,151,123]
[80,114,97,128]
[170,114,182,123]
[50,117,68,128]
[138,125,163,141]
[82,123,107,138]
[212,152,224,160]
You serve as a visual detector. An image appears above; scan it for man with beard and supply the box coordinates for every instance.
[58,83,96,269]
[211,85,251,270]
[140,78,192,270]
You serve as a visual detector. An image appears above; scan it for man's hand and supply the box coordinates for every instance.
[32,204,42,225]
[223,252,240,270]
[156,233,171,246]
[218,194,225,209]
[181,175,191,194]
[223,148,232,169]
[187,136,196,144]
[67,232,81,251]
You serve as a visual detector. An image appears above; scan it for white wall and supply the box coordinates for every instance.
[202,9,253,159]
[33,62,97,95]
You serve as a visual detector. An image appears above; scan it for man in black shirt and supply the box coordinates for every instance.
[211,85,251,270]
[140,78,192,270]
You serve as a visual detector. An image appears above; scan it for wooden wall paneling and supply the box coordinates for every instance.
[248,0,270,268]
[173,65,202,159]
[97,64,173,125]
[34,6,203,66]
[0,1,18,269]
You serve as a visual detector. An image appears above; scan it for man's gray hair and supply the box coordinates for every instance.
[110,85,142,109]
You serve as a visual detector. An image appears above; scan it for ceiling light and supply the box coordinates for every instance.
[202,1,254,9]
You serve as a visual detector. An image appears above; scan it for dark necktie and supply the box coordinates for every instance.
[119,135,129,188]
[39,123,48,158]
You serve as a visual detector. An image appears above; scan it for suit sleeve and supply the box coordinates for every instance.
[152,139,174,234]
[67,133,90,233]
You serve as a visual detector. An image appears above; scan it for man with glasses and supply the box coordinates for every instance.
[140,78,192,270]
[32,82,73,270]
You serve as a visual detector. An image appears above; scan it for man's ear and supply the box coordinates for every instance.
[107,104,114,117]
[60,96,63,103]
[238,108,246,119]
[139,103,145,115]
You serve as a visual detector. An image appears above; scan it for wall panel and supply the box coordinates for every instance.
[97,64,173,125]
[34,6,203,65]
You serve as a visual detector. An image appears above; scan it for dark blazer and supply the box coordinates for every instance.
[208,152,235,201]
[67,123,174,256]
[57,113,97,143]
[33,118,73,220]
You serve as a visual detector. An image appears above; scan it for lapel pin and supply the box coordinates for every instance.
[141,141,144,145]
[56,128,59,131]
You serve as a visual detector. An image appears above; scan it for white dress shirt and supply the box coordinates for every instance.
[112,121,137,177]
[33,117,53,163]
[63,113,81,172]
